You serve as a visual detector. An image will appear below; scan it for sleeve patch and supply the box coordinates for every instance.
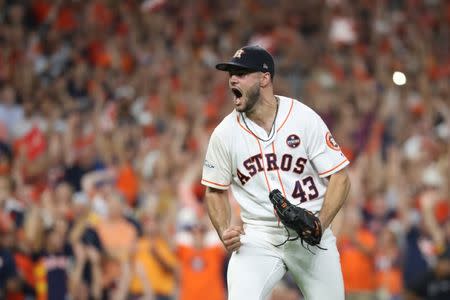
[204,160,215,169]
[325,132,340,151]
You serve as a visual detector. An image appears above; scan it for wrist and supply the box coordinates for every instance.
[218,225,229,240]
[318,217,328,231]
[77,257,87,264]
[90,260,100,267]
[218,230,226,242]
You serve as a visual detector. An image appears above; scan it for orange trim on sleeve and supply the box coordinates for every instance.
[277,98,294,132]
[318,159,349,176]
[201,179,230,188]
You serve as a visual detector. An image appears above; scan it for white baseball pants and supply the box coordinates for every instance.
[227,224,344,300]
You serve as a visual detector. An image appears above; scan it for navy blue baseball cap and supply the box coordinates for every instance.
[216,45,275,78]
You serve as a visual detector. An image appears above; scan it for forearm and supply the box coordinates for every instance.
[69,259,85,293]
[319,169,351,230]
[205,187,231,239]
[421,190,445,248]
[112,263,131,300]
[90,261,102,300]
[24,206,43,251]
[135,262,154,300]
[151,248,175,274]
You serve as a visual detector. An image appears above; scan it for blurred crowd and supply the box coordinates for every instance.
[0,0,448,300]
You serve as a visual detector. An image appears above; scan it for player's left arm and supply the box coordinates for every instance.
[304,107,351,231]
[318,168,351,231]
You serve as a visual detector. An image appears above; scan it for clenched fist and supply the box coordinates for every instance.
[221,225,245,252]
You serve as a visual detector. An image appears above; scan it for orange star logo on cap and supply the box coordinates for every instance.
[233,49,244,58]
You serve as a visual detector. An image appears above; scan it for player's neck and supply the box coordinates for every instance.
[246,94,278,134]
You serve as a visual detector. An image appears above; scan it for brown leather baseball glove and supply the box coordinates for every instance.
[269,189,323,248]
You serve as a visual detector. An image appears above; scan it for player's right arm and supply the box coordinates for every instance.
[202,120,244,252]
[205,187,244,252]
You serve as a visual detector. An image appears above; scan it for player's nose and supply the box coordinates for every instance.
[229,75,239,86]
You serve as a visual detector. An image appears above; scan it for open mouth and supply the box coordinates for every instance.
[231,88,242,99]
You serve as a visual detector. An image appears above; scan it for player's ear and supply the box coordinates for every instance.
[260,72,271,87]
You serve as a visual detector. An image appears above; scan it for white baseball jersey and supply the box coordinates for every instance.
[202,96,349,228]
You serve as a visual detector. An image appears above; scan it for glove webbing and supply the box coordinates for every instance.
[273,214,327,254]
[270,189,327,253]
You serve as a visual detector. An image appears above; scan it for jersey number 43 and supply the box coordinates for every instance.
[292,176,319,203]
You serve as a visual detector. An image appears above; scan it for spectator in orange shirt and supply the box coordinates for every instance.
[338,208,377,300]
[176,216,226,300]
[95,190,137,292]
[375,226,403,300]
[115,142,139,207]
[96,190,137,261]
[130,212,177,300]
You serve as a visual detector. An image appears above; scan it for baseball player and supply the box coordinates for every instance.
[202,45,351,300]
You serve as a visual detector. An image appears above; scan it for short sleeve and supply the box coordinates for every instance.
[201,128,232,190]
[305,111,349,178]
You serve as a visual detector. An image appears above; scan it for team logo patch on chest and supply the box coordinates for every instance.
[286,134,301,148]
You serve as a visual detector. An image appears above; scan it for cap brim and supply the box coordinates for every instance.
[215,62,255,72]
